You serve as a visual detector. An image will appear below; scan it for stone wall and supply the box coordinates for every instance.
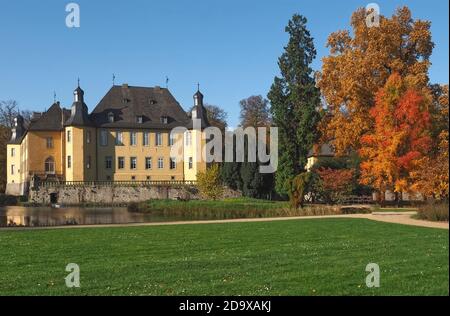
[29,184,201,205]
[29,184,242,205]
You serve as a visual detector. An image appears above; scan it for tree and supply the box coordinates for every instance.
[268,14,321,196]
[318,6,434,154]
[0,100,31,193]
[236,95,274,198]
[239,96,271,128]
[286,172,314,209]
[191,103,228,131]
[359,73,432,202]
[315,168,354,204]
[411,85,449,199]
[197,164,224,200]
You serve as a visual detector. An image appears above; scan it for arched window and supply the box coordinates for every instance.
[45,157,55,174]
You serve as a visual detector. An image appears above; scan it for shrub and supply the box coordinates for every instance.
[286,172,315,209]
[416,202,449,222]
[315,168,354,204]
[197,164,224,200]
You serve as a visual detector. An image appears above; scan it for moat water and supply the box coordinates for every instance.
[0,206,188,228]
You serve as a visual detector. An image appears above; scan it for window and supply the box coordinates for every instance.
[45,157,55,174]
[86,131,91,144]
[118,157,125,169]
[170,157,176,170]
[171,176,176,180]
[157,157,164,169]
[67,155,72,169]
[86,156,91,169]
[45,137,53,149]
[105,156,112,169]
[11,148,15,157]
[169,133,175,146]
[67,130,71,143]
[160,116,168,124]
[130,132,137,146]
[146,176,151,180]
[145,157,152,170]
[108,112,114,123]
[100,130,108,146]
[115,131,123,145]
[136,116,143,124]
[143,132,149,146]
[131,176,136,181]
[130,157,137,170]
[185,131,192,146]
[155,132,163,146]
[188,157,193,169]
[11,165,15,175]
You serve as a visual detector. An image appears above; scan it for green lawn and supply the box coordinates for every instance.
[0,218,448,295]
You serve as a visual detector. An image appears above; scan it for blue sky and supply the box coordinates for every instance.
[0,0,448,127]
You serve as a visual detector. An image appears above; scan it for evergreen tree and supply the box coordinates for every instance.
[268,14,321,196]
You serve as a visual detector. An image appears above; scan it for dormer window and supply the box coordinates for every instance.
[160,116,168,124]
[107,112,114,123]
[136,116,143,124]
[149,99,157,105]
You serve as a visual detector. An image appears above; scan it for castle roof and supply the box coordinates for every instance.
[90,85,190,129]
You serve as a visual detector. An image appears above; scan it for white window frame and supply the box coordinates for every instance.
[143,132,149,146]
[156,132,163,146]
[157,157,164,169]
[145,157,152,170]
[118,157,125,169]
[130,132,137,146]
[130,157,137,170]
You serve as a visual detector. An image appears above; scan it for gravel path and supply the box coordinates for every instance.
[1,211,448,231]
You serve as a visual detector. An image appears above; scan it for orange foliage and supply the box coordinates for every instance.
[318,6,434,154]
[359,73,431,193]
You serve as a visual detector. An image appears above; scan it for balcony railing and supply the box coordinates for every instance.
[37,180,198,188]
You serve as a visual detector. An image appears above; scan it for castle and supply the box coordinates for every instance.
[6,83,210,196]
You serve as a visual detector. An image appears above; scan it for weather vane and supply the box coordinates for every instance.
[113,74,116,85]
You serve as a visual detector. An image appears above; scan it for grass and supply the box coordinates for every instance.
[0,218,448,295]
[134,197,371,219]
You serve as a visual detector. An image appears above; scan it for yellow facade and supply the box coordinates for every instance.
[6,144,22,186]
[65,126,97,181]
[183,130,207,181]
[6,127,207,195]
[5,85,211,196]
[96,129,186,181]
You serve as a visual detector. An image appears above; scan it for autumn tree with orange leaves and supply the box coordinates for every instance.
[411,85,449,199]
[359,73,432,202]
[317,6,434,155]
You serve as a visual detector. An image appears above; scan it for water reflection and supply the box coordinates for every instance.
[0,206,183,228]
